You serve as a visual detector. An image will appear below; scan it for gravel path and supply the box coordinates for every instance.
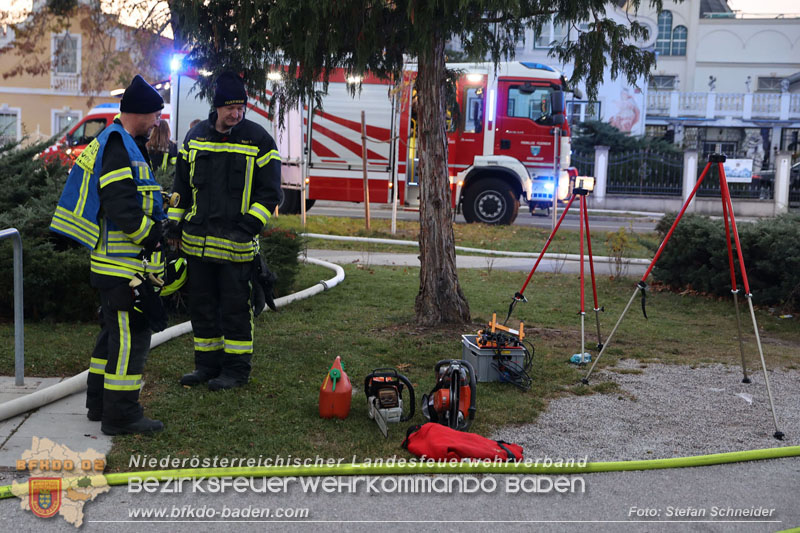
[494,360,799,461]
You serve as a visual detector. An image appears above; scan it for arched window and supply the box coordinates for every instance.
[671,26,687,56]
[656,11,672,55]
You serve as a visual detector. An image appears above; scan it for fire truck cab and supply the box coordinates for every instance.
[41,102,172,166]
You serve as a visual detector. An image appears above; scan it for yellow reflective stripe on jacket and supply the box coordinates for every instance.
[187,139,259,157]
[90,251,164,279]
[89,357,107,375]
[246,202,271,226]
[224,339,253,354]
[104,373,143,391]
[256,149,280,167]
[180,231,256,262]
[126,216,153,244]
[179,147,189,159]
[167,208,186,222]
[194,337,224,352]
[51,205,99,247]
[240,156,255,214]
[98,167,133,188]
[75,168,92,216]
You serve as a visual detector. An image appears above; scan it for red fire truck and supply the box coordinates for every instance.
[171,61,575,224]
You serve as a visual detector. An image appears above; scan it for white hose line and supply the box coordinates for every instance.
[0,256,344,422]
[303,232,650,265]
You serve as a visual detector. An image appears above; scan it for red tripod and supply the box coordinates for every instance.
[507,177,604,359]
[582,153,783,440]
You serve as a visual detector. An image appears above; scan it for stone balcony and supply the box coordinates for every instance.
[647,90,800,123]
[50,73,81,93]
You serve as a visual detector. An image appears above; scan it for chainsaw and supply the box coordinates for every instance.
[421,359,476,431]
[364,368,415,437]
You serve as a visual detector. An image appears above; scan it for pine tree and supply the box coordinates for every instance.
[169,0,662,326]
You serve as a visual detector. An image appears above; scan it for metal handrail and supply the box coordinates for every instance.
[0,228,24,386]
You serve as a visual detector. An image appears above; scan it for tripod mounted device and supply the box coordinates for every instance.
[506,173,605,360]
[581,153,784,440]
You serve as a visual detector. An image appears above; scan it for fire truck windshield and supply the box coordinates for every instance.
[506,85,554,125]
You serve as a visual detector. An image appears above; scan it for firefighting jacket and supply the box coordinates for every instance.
[50,122,166,280]
[170,113,282,263]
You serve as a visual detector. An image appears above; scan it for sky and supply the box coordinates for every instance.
[727,0,800,13]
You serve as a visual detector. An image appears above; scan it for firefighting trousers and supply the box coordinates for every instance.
[186,258,254,371]
[86,284,151,425]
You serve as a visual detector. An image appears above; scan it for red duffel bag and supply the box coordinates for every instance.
[402,423,523,461]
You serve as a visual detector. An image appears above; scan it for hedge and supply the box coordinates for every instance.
[652,212,800,312]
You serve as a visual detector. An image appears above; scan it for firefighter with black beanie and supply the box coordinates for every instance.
[169,71,282,391]
[50,74,167,435]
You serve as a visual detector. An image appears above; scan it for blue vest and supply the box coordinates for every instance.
[50,123,166,258]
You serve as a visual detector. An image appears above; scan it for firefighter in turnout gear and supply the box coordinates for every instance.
[170,71,282,391]
[50,75,167,435]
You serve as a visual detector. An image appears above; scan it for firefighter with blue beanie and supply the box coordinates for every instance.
[169,70,282,391]
[50,74,167,435]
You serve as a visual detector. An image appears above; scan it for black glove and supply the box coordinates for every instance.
[163,219,183,241]
[140,221,164,255]
[131,274,168,332]
[251,253,278,316]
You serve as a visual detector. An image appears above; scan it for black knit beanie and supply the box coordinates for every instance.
[120,75,164,114]
[213,71,248,108]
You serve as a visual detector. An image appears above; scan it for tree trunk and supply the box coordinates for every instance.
[414,31,470,326]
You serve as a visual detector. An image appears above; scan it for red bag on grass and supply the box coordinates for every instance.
[402,423,523,461]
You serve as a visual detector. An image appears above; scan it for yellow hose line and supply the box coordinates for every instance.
[2,445,799,500]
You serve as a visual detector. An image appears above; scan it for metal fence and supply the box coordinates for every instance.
[606,150,683,196]
[697,167,772,200]
[570,151,595,178]
[790,171,800,208]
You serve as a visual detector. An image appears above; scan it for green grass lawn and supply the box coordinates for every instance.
[271,214,661,258]
[2,260,798,472]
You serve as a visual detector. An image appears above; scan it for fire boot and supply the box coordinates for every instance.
[208,354,252,391]
[101,416,164,436]
[180,350,222,386]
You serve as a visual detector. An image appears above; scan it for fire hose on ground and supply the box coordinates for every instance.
[0,256,344,424]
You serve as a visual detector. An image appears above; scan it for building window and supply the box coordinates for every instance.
[757,77,785,92]
[53,33,78,74]
[655,11,687,56]
[0,107,21,146]
[655,11,673,55]
[535,19,568,49]
[649,75,677,90]
[51,33,81,91]
[52,109,81,136]
[671,26,687,56]
[567,100,601,123]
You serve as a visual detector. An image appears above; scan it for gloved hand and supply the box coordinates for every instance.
[130,274,168,332]
[140,221,164,255]
[251,253,278,316]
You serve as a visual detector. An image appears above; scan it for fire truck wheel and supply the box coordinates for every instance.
[278,188,300,214]
[462,178,519,225]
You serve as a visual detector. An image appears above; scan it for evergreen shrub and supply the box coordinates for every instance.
[653,212,800,311]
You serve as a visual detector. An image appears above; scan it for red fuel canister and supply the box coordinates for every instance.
[319,356,352,419]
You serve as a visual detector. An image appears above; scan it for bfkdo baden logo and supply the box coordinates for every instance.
[11,437,110,528]
[29,477,62,518]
